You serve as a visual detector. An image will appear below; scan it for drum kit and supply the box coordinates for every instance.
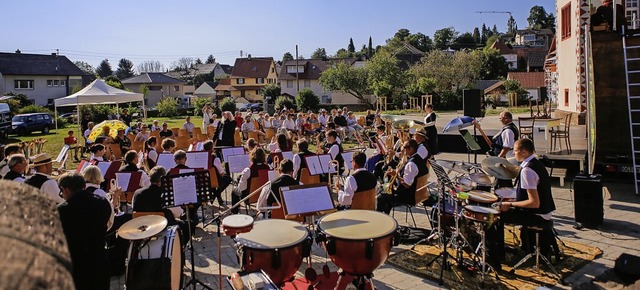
[424,157,520,283]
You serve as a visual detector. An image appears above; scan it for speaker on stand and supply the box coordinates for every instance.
[573,174,604,229]
[463,89,485,118]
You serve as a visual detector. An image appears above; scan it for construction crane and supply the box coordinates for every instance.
[476,11,512,16]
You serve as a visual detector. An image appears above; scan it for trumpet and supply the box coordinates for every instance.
[273,155,280,171]
[328,160,340,193]
[316,133,324,154]
[385,152,407,193]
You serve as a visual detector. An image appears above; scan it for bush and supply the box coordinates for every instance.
[55,117,68,128]
[18,105,52,114]
[79,105,114,123]
[219,97,237,113]
[295,88,320,112]
[156,97,179,117]
[193,97,212,115]
[0,99,22,115]
[275,96,296,111]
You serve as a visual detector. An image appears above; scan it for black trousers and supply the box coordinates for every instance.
[213,175,232,204]
[376,187,415,214]
[486,209,548,264]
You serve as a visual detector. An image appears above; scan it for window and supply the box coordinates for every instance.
[14,80,34,89]
[60,80,66,86]
[237,78,245,84]
[286,65,305,73]
[174,86,179,91]
[564,89,569,106]
[561,4,571,40]
[47,98,54,105]
[257,90,262,95]
[287,80,294,88]
[47,80,53,87]
[257,78,264,84]
[523,34,536,42]
[304,80,311,87]
[628,0,638,8]
[53,80,60,86]
[149,86,162,91]
[43,114,50,120]
[35,115,44,121]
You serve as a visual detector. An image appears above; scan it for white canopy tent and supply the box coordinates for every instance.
[54,79,146,129]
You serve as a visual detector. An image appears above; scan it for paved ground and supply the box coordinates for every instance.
[111,112,640,289]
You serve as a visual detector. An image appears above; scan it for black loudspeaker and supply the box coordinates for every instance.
[573,174,603,228]
[463,89,484,117]
[615,253,640,282]
[539,87,548,102]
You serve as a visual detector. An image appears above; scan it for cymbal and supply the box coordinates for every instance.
[434,160,473,174]
[118,215,168,240]
[481,157,520,180]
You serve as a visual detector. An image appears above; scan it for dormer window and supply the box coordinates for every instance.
[252,66,257,71]
[237,78,245,84]
[286,65,305,73]
[312,65,317,70]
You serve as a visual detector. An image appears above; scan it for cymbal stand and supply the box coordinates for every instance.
[412,180,444,249]
[470,221,500,283]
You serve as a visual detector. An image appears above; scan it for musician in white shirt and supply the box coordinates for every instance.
[366,125,387,172]
[337,152,376,209]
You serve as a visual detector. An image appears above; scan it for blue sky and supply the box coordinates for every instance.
[2,0,554,70]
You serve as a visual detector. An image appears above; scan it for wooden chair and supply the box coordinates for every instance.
[175,136,190,150]
[550,113,572,153]
[299,168,320,185]
[518,117,536,144]
[207,126,216,138]
[155,137,165,152]
[209,168,219,189]
[171,128,180,137]
[193,127,202,137]
[247,131,259,142]
[131,141,144,152]
[179,129,189,137]
[126,133,136,141]
[150,131,160,138]
[357,116,365,127]
[350,188,376,210]
[234,129,242,146]
[109,144,123,160]
[105,144,113,160]
[311,123,320,130]
[391,174,430,227]
[248,170,269,204]
[132,211,165,218]
[264,128,275,142]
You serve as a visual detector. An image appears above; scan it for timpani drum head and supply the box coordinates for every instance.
[467,190,499,203]
[464,205,500,215]
[236,219,308,249]
[318,210,397,240]
[222,214,253,229]
[495,187,517,199]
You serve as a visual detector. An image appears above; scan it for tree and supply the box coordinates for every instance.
[282,52,294,62]
[405,77,436,97]
[220,97,236,113]
[195,58,202,65]
[156,97,179,117]
[492,25,499,36]
[410,50,482,95]
[527,5,555,30]
[453,32,477,49]
[115,58,135,80]
[368,36,374,58]
[477,48,509,80]
[472,27,481,44]
[433,27,458,50]
[104,76,124,89]
[407,32,433,52]
[96,59,113,78]
[311,48,327,59]
[481,24,488,44]
[507,15,517,35]
[275,96,296,110]
[214,73,229,81]
[263,84,281,100]
[334,48,351,58]
[137,61,164,73]
[366,50,404,94]
[74,61,95,76]
[295,88,320,111]
[172,57,193,72]
[348,38,356,53]
[319,62,369,103]
[206,54,216,64]
[192,97,211,114]
[503,79,530,104]
[139,84,150,98]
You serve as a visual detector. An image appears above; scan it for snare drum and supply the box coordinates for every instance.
[222,214,254,236]
[126,225,183,290]
[466,190,499,205]
[316,210,398,276]
[495,187,517,200]
[462,205,500,226]
[235,219,311,285]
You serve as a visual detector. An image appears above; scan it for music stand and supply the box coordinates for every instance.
[459,129,481,164]
[161,170,214,290]
[280,183,336,219]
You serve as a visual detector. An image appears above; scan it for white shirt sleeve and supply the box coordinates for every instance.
[42,179,64,204]
[139,171,151,188]
[502,128,515,149]
[520,167,539,190]
[213,157,225,175]
[338,175,358,205]
[148,150,158,163]
[292,154,301,178]
[417,145,429,160]
[329,144,339,160]
[238,167,251,192]
[403,161,419,186]
[256,181,272,211]
[268,142,278,152]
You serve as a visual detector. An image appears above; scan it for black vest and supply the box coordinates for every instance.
[352,170,377,192]
[25,173,49,189]
[516,157,556,215]
[324,142,344,173]
[268,174,299,205]
[401,154,428,192]
[119,164,140,172]
[295,151,314,180]
[2,170,23,181]
[492,122,519,155]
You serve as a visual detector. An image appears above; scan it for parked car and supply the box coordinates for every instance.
[12,112,54,135]
[238,103,253,112]
[59,112,77,123]
[250,103,264,112]
[0,103,11,139]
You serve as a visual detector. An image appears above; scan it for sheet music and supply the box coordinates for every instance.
[228,154,250,173]
[179,169,195,174]
[156,154,176,170]
[305,155,321,175]
[268,170,278,180]
[282,151,294,161]
[116,172,132,192]
[78,160,90,173]
[221,147,245,162]
[172,175,198,206]
[341,152,354,171]
[195,142,204,151]
[96,161,112,175]
[185,151,209,169]
[282,186,334,215]
[318,154,337,174]
[56,145,69,163]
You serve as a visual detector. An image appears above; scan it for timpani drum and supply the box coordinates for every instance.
[125,225,183,290]
[235,219,311,285]
[316,210,398,276]
[222,214,254,236]
[462,205,500,226]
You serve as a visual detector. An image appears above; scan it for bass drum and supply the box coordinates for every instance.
[126,225,183,290]
[316,210,398,276]
[235,219,311,285]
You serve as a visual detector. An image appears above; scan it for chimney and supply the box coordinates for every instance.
[247,54,252,60]
[51,53,56,56]
[15,49,21,54]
